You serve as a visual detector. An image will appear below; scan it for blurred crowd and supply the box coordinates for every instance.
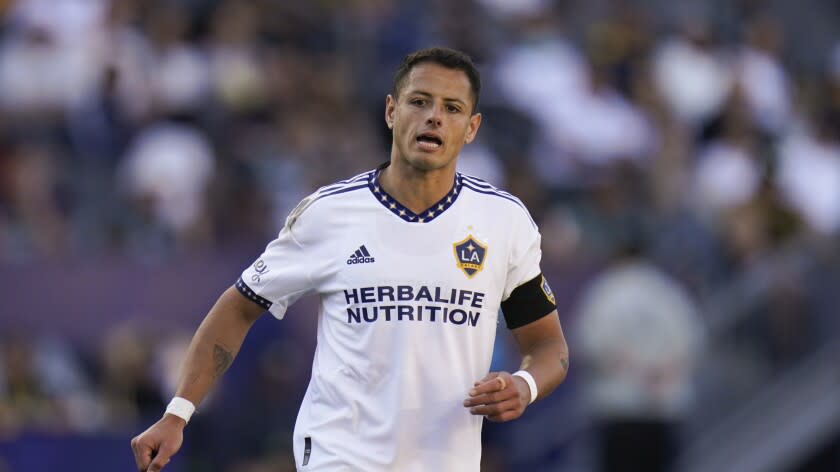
[2,0,840,470]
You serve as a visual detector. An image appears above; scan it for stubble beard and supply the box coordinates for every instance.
[401,151,457,175]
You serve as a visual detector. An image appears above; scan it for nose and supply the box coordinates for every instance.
[426,107,443,127]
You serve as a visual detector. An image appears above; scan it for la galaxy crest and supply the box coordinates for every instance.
[453,235,487,278]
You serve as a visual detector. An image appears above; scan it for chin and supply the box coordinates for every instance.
[405,153,453,172]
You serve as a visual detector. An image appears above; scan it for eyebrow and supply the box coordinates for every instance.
[406,91,468,108]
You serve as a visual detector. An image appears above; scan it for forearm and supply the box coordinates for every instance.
[174,286,263,406]
[131,288,263,471]
[511,310,569,403]
[518,337,569,402]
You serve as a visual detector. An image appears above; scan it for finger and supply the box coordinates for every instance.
[131,438,153,472]
[463,387,517,407]
[479,372,497,383]
[147,454,169,472]
[472,371,499,388]
[469,375,509,396]
[487,409,522,422]
[464,391,497,408]
[147,443,174,472]
[468,398,519,417]
[470,375,516,397]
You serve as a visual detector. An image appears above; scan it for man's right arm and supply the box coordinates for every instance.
[131,286,264,472]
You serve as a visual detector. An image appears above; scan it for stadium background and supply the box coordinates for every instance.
[1,0,839,470]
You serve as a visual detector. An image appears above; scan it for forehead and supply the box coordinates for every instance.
[401,63,473,104]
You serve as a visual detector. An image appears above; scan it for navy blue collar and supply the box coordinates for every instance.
[368,167,463,223]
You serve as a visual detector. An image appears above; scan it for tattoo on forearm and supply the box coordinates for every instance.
[186,372,200,386]
[213,344,233,378]
[560,358,569,373]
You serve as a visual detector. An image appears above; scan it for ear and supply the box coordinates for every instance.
[385,94,396,130]
[464,112,482,144]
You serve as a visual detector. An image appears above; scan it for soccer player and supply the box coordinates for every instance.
[131,47,569,472]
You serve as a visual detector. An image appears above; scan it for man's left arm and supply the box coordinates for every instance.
[464,310,568,422]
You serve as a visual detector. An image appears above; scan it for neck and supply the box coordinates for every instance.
[379,159,456,214]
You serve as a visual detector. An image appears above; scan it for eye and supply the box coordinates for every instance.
[446,104,461,113]
[410,98,426,107]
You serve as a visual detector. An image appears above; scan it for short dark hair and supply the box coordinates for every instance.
[393,47,481,113]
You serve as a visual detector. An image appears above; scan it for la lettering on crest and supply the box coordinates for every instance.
[453,235,487,278]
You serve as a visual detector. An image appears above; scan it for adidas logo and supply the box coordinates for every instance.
[346,245,375,265]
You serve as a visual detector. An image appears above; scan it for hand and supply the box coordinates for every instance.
[130,414,186,472]
[463,371,530,422]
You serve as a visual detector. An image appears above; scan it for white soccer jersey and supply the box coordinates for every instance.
[238,165,547,471]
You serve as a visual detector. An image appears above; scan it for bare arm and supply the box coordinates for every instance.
[464,311,569,422]
[510,310,569,401]
[175,286,265,404]
[131,286,264,472]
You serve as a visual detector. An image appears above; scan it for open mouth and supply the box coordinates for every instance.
[416,133,443,150]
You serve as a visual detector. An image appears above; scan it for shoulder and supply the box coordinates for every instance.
[285,169,374,230]
[311,170,375,203]
[458,173,537,228]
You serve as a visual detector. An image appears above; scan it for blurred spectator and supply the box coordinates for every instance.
[0,0,106,116]
[0,334,102,435]
[207,0,268,115]
[0,336,52,435]
[735,15,791,135]
[775,109,840,236]
[0,142,69,261]
[144,4,210,115]
[0,25,99,115]
[690,91,764,219]
[118,119,216,250]
[492,6,586,115]
[492,6,587,134]
[31,336,103,432]
[99,324,165,430]
[97,0,158,122]
[653,19,733,127]
[575,237,703,472]
[539,59,653,170]
[6,0,107,44]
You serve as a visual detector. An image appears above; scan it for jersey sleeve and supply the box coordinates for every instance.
[238,194,324,319]
[500,207,557,329]
[502,209,543,301]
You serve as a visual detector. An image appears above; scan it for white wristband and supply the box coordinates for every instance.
[165,396,196,423]
[513,370,538,405]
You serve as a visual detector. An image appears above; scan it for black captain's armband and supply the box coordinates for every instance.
[501,273,557,329]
